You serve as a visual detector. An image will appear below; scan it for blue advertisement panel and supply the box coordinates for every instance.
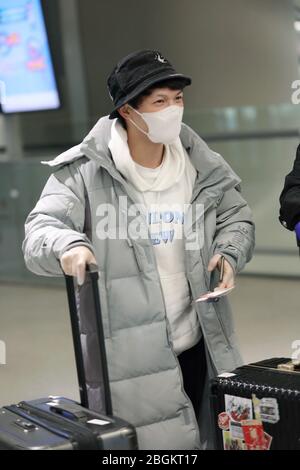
[0,0,60,112]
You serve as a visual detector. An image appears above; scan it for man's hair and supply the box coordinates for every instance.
[117,77,186,129]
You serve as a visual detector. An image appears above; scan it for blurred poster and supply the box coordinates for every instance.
[0,0,60,112]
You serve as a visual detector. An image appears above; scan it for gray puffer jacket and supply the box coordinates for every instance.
[22,116,255,450]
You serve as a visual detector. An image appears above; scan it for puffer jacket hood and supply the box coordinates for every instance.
[42,115,242,199]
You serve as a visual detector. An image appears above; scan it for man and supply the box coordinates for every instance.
[279,144,300,251]
[22,49,255,450]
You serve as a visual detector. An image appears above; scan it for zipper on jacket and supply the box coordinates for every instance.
[126,227,201,445]
[126,237,201,447]
[150,250,201,448]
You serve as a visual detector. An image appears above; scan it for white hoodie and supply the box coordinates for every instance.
[108,118,202,355]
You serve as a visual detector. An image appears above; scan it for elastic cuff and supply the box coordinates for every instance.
[53,233,94,260]
[213,248,238,274]
[220,252,237,274]
[59,240,95,257]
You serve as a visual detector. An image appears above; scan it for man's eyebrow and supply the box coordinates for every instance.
[154,91,183,98]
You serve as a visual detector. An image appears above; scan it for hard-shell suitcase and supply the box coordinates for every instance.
[0,397,137,450]
[0,264,138,450]
[210,357,300,450]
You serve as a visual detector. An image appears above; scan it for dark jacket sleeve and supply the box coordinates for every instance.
[279,144,300,231]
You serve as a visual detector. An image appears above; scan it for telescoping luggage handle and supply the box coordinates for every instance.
[63,263,113,416]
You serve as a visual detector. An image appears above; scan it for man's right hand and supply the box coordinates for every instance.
[60,246,97,285]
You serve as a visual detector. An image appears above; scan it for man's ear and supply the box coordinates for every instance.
[117,104,130,120]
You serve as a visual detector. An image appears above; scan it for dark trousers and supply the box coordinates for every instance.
[178,337,207,417]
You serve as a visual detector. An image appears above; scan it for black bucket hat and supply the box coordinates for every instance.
[107,49,192,119]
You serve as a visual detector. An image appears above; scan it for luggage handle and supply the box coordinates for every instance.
[48,402,113,424]
[247,361,300,375]
[277,360,300,372]
[63,262,113,416]
[49,403,86,421]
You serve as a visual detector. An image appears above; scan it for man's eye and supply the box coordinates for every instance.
[154,97,182,103]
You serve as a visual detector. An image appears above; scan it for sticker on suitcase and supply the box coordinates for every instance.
[240,420,273,450]
[252,394,280,424]
[263,432,273,450]
[241,419,266,450]
[218,412,230,430]
[87,419,110,426]
[230,420,244,440]
[222,418,273,451]
[225,394,253,422]
[222,430,246,450]
[219,394,275,450]
[259,398,280,424]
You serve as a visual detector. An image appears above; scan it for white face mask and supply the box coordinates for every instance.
[127,104,184,144]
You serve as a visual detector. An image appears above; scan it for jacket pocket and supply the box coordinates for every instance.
[126,238,144,272]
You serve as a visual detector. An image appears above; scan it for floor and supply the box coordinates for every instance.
[0,275,299,407]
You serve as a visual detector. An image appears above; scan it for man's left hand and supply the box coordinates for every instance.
[207,254,235,290]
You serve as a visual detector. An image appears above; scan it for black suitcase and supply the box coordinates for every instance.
[210,357,300,450]
[0,264,138,450]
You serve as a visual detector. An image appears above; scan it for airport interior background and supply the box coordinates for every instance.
[0,0,299,407]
